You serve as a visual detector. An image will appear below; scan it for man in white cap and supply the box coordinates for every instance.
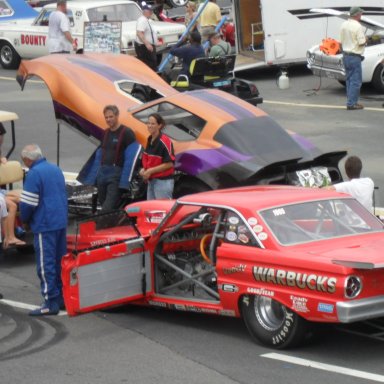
[135,4,159,70]
[340,7,366,110]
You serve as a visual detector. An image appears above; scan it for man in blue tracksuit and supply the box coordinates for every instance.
[20,144,68,316]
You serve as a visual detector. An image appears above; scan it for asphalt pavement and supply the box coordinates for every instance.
[1,64,384,384]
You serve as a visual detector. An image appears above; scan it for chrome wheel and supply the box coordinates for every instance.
[0,42,20,69]
[0,44,13,66]
[253,296,285,331]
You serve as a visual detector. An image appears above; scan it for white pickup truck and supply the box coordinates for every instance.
[0,0,186,69]
[306,8,384,92]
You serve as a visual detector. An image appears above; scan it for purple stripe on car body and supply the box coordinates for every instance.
[67,57,133,82]
[53,101,103,141]
[188,90,256,120]
[176,146,253,175]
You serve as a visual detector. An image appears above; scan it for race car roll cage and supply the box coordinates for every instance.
[153,203,262,301]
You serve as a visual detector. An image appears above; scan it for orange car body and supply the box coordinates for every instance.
[17,53,345,191]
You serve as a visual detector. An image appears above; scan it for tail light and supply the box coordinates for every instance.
[344,276,362,299]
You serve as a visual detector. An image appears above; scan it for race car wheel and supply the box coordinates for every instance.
[241,295,309,349]
[372,63,384,93]
[166,0,188,7]
[0,42,21,70]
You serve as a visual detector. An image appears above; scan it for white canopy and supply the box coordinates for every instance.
[0,111,19,123]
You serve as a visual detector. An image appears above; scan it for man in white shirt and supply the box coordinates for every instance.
[340,7,366,110]
[48,0,77,54]
[326,156,374,211]
[135,5,158,71]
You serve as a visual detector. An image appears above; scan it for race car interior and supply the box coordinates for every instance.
[153,205,258,301]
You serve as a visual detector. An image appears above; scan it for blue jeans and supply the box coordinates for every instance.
[147,178,174,200]
[343,55,362,107]
[96,165,122,211]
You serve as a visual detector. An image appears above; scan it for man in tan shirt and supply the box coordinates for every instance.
[340,6,366,110]
[199,0,221,41]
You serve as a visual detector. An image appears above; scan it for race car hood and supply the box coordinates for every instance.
[310,8,384,31]
[17,53,344,188]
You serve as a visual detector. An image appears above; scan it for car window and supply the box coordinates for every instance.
[133,103,207,141]
[34,9,74,26]
[260,199,384,246]
[87,3,141,22]
[0,0,13,17]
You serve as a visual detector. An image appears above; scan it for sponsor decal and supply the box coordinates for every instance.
[258,232,268,241]
[273,208,286,216]
[272,311,294,345]
[248,217,258,226]
[145,210,167,223]
[21,34,46,46]
[223,264,246,274]
[90,238,114,247]
[220,309,236,316]
[148,300,167,308]
[228,216,239,225]
[238,233,249,244]
[173,304,186,311]
[253,225,263,233]
[252,266,337,293]
[225,231,237,242]
[186,306,202,313]
[317,303,334,313]
[247,287,274,297]
[237,225,248,233]
[290,295,309,313]
[125,206,140,213]
[201,308,218,314]
[220,284,239,293]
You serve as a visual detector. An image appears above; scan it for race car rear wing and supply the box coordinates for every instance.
[332,260,384,269]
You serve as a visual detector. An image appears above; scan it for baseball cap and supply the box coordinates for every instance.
[350,7,364,16]
[142,4,153,11]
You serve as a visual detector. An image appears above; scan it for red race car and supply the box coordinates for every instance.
[62,185,384,348]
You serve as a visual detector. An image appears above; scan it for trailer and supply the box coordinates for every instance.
[232,0,384,71]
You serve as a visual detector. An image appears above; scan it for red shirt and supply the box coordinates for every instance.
[142,133,175,179]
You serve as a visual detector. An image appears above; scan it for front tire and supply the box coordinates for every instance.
[0,42,21,69]
[372,63,384,93]
[241,295,309,349]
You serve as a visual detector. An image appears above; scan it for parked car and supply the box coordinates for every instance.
[307,8,384,92]
[0,0,185,69]
[17,53,346,199]
[62,185,384,348]
[0,0,37,22]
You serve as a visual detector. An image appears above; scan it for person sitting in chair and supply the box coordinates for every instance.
[208,32,231,57]
[170,30,205,77]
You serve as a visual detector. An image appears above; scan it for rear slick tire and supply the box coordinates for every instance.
[240,294,309,349]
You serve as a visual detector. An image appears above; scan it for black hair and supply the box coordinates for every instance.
[189,30,202,44]
[345,156,362,179]
[148,113,165,129]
